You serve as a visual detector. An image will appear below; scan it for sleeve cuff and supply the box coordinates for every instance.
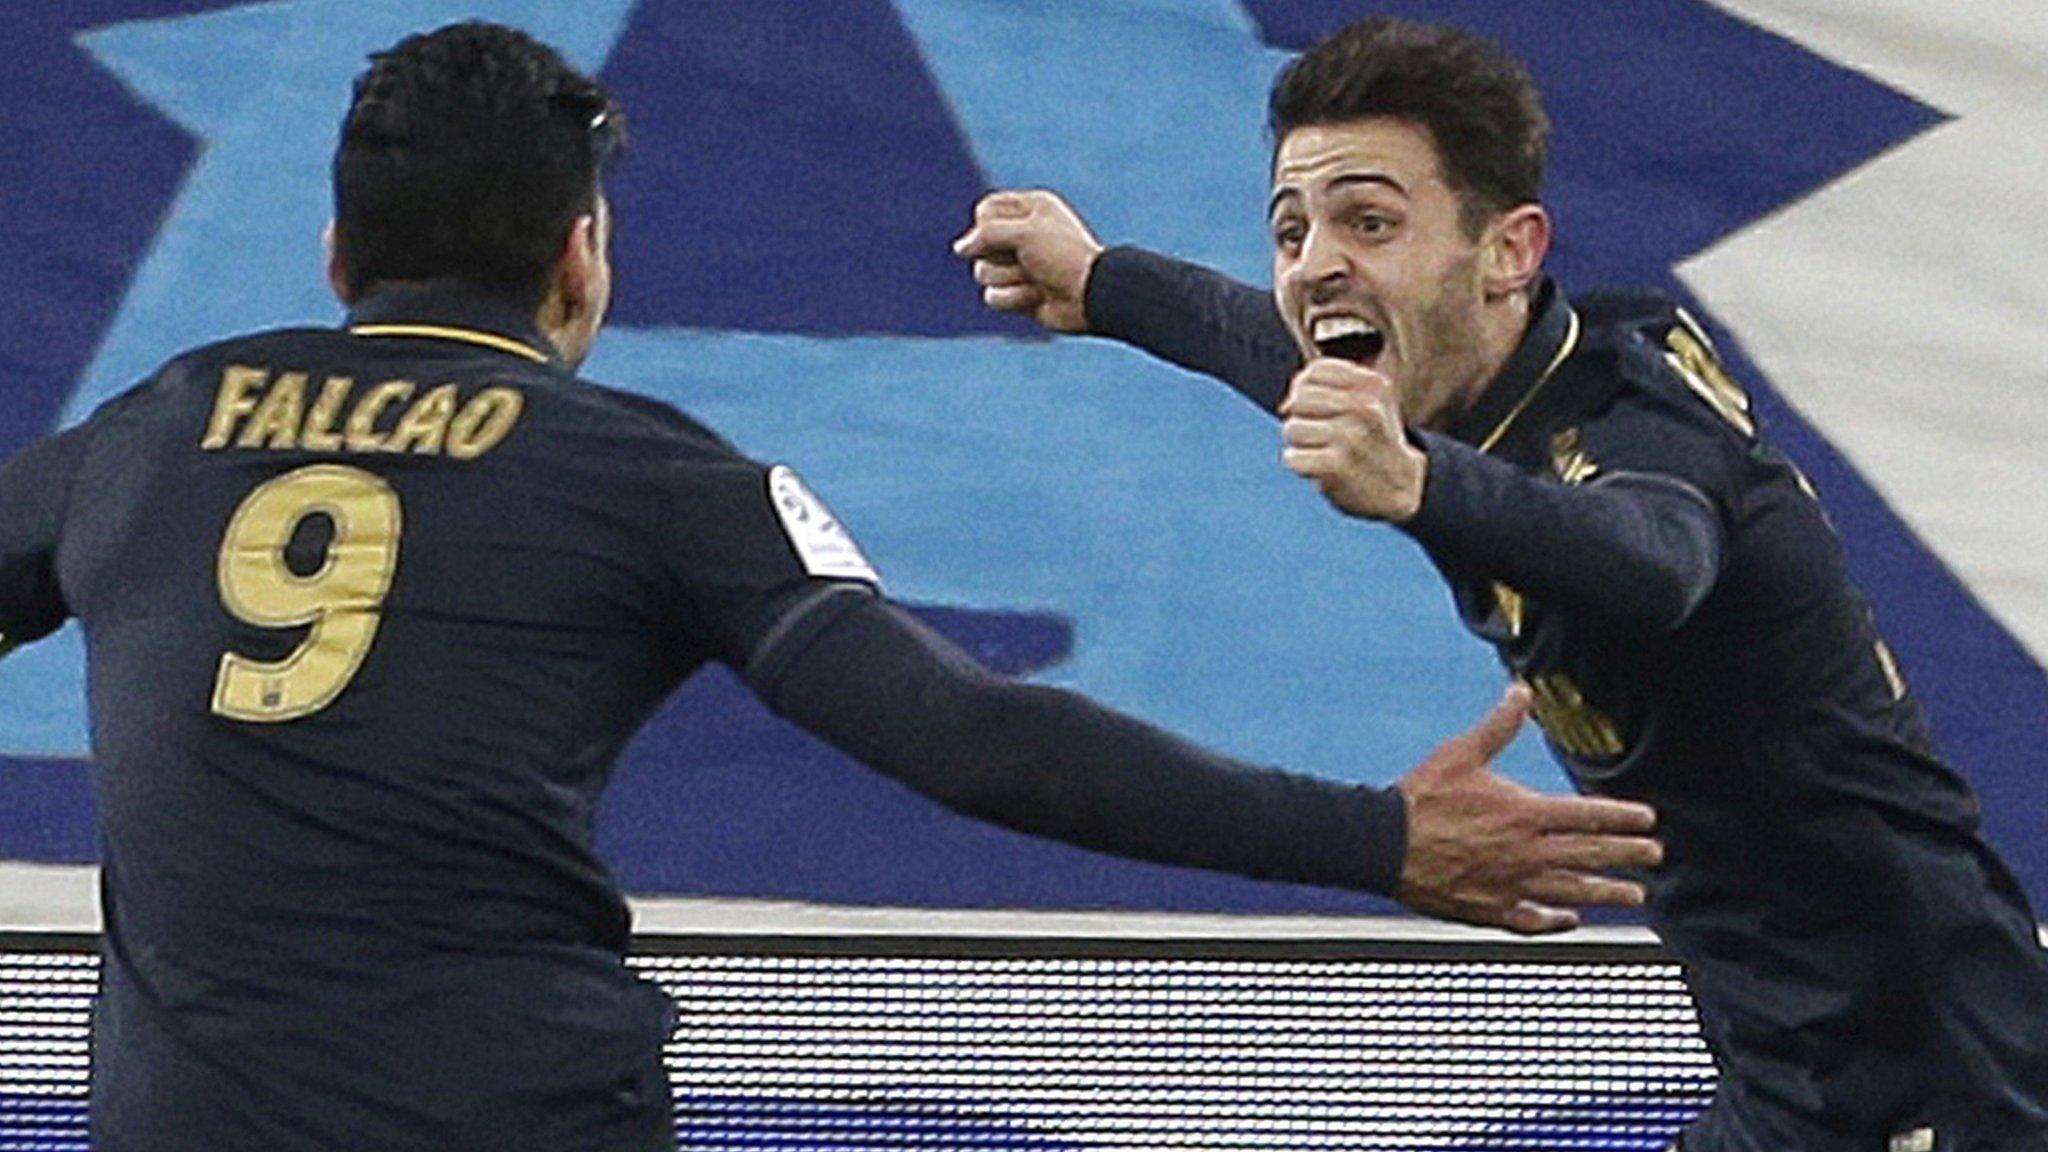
[1401,431,1490,553]
[1353,784,1409,897]
[1082,245,1174,339]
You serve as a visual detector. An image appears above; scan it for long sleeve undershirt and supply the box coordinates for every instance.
[746,585,1409,895]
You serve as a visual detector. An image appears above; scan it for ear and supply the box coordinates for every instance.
[1482,204,1551,300]
[324,221,354,305]
[552,213,602,320]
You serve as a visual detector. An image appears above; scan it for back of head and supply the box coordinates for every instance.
[1269,17,1548,235]
[332,22,626,308]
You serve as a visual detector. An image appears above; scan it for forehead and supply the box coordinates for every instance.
[1270,118,1447,201]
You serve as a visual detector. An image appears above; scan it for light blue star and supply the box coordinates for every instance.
[66,0,637,421]
[9,0,1555,788]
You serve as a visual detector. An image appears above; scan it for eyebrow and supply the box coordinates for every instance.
[1267,172,1411,217]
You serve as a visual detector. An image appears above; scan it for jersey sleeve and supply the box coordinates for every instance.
[751,589,1410,895]
[1085,247,1301,414]
[1397,304,1760,635]
[0,426,89,653]
[1404,419,1728,635]
[654,449,882,669]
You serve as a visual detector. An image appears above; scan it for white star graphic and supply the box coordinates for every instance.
[1683,0,2048,662]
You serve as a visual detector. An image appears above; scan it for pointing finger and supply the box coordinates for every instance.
[1526,870,1648,909]
[1281,418,1338,450]
[1279,377,1372,419]
[1541,833,1664,873]
[1281,445,1343,481]
[974,259,1028,288]
[983,285,1045,313]
[1532,793,1659,836]
[1278,386,1355,420]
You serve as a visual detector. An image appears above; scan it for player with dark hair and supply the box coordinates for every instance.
[0,21,1664,1152]
[332,23,627,307]
[956,15,2048,1152]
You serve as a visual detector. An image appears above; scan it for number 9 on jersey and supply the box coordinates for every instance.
[212,464,403,723]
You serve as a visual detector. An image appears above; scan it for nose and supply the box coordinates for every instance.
[1286,221,1351,304]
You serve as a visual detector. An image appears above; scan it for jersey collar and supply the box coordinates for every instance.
[1444,278,1581,453]
[343,281,564,367]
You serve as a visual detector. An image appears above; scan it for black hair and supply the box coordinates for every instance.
[332,21,626,305]
[1269,17,1547,235]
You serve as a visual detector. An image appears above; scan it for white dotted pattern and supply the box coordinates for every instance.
[0,947,1714,1150]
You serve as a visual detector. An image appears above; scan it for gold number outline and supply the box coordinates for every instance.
[212,464,403,723]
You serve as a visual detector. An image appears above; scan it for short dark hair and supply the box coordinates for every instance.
[1269,17,1547,235]
[333,21,626,305]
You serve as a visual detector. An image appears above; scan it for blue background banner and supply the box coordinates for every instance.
[2,1,2041,918]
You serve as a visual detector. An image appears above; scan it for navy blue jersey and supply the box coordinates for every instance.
[1087,249,2048,1152]
[0,286,862,1151]
[0,280,1415,1152]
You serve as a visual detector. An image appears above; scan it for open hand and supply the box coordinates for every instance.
[1395,685,1662,935]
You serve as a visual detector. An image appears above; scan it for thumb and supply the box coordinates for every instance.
[951,222,990,257]
[955,192,1030,256]
[953,215,1026,259]
[1430,683,1533,776]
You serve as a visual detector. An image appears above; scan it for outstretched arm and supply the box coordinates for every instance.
[748,586,1661,934]
[954,190,1299,413]
[1086,246,1298,413]
[0,427,88,657]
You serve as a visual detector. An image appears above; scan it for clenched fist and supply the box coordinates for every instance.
[1280,357,1429,523]
[951,189,1104,333]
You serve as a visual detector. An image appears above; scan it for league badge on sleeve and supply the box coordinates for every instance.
[767,465,882,586]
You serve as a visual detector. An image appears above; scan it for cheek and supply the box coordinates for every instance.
[1271,279,1305,342]
[1403,255,1477,323]
[1410,287,1487,368]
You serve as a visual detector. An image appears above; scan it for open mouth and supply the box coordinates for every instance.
[1311,315,1385,365]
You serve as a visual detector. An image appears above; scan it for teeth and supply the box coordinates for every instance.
[1312,316,1378,344]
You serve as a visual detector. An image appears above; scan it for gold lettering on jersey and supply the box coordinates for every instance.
[386,384,459,454]
[200,370,524,459]
[344,381,414,452]
[1528,673,1626,761]
[1665,311,1756,438]
[1549,428,1600,485]
[301,377,353,451]
[445,387,525,459]
[203,366,271,449]
[1492,582,1525,638]
[237,371,307,450]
